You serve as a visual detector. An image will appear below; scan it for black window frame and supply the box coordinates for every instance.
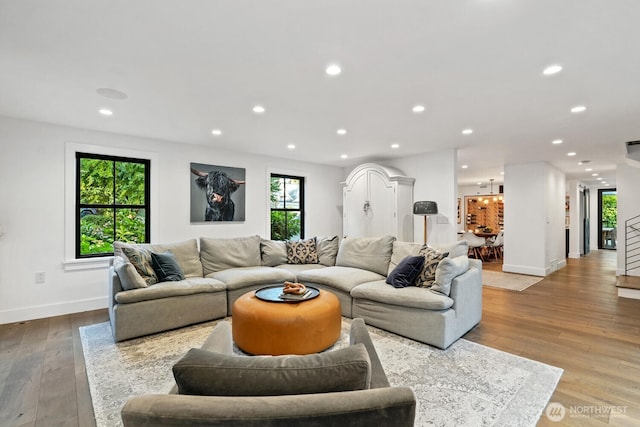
[270,173,305,240]
[75,152,151,258]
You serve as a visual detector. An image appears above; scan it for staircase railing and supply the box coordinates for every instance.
[625,214,640,275]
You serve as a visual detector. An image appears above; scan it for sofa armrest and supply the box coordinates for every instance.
[349,318,390,388]
[449,260,482,328]
[122,388,416,427]
[200,321,234,355]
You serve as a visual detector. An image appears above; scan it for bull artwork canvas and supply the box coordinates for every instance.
[190,163,246,222]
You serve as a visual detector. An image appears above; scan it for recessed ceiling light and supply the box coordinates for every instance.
[325,64,342,76]
[552,139,563,144]
[543,64,563,75]
[567,152,577,156]
[570,105,586,113]
[337,129,347,135]
[340,154,348,159]
[287,144,295,150]
[578,162,583,165]
[461,164,469,169]
[412,105,425,113]
[477,182,482,185]
[500,171,504,175]
[98,108,113,116]
[96,87,128,100]
[597,177,603,180]
[211,129,222,136]
[391,143,400,149]
[592,173,598,176]
[253,105,265,114]
[602,181,608,184]
[462,129,473,135]
[585,168,593,171]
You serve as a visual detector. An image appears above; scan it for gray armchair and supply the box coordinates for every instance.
[121,319,416,427]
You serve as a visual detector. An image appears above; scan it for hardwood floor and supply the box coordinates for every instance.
[0,250,639,426]
[471,251,640,426]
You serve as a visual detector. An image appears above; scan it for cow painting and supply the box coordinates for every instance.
[191,166,246,221]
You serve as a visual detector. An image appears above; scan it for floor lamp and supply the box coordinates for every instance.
[413,201,438,244]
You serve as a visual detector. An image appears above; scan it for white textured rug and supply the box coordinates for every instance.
[80,319,562,427]
[483,270,544,291]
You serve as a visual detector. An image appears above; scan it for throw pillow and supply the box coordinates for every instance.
[415,246,449,288]
[286,238,319,264]
[150,251,185,282]
[431,255,470,296]
[121,246,158,286]
[173,344,371,396]
[386,255,425,288]
[113,257,148,290]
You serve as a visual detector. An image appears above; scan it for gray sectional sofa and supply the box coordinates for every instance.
[109,234,482,349]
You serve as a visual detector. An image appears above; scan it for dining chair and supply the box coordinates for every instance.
[460,231,487,261]
[486,230,504,260]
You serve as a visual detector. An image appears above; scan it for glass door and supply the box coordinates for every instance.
[598,188,617,250]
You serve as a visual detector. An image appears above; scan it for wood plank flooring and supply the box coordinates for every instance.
[0,250,639,426]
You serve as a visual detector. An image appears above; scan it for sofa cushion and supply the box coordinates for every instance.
[275,263,327,275]
[387,241,422,276]
[260,239,288,267]
[415,246,448,288]
[114,277,226,304]
[207,266,295,291]
[430,240,469,259]
[297,266,385,294]
[286,238,319,264]
[336,236,395,276]
[432,256,470,296]
[115,239,203,278]
[151,251,185,282]
[120,246,158,286]
[351,280,454,310]
[114,258,148,290]
[386,256,425,288]
[200,235,261,274]
[316,235,339,266]
[173,344,371,396]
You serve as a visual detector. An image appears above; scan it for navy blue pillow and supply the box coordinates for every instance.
[151,251,185,282]
[386,255,425,288]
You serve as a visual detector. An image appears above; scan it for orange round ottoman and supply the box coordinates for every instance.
[232,288,341,355]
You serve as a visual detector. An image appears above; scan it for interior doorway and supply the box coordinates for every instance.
[598,188,617,250]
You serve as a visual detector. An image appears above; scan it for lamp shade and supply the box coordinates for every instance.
[413,201,438,215]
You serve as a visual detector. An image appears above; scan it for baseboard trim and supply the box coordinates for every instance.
[618,288,640,300]
[502,264,546,277]
[0,297,108,325]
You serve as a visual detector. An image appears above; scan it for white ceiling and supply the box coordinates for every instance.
[1,0,639,187]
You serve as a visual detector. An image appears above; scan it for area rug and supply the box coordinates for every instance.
[80,319,562,427]
[483,270,544,291]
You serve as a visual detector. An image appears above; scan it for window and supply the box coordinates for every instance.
[76,152,150,257]
[270,174,304,240]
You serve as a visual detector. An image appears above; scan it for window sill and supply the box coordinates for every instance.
[63,257,113,272]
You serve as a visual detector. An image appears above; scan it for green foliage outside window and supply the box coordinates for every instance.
[270,175,303,240]
[602,193,617,228]
[78,155,148,257]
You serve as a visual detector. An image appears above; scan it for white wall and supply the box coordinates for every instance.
[617,162,640,276]
[0,116,344,324]
[502,162,566,276]
[383,149,458,244]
